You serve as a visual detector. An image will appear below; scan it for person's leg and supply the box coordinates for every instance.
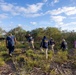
[40,47,44,52]
[8,46,12,56]
[50,45,52,50]
[45,48,48,59]
[31,41,34,49]
[11,46,14,53]
[8,48,11,55]
[52,45,54,53]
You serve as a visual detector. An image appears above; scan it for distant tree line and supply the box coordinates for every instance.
[0,27,76,49]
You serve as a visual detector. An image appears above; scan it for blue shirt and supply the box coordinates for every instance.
[6,35,15,46]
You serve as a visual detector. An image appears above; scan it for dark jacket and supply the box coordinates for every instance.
[40,36,49,48]
[49,39,55,45]
[61,41,67,50]
[27,36,33,42]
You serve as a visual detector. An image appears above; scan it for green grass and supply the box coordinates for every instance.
[0,58,5,66]
[0,43,76,75]
[53,50,68,64]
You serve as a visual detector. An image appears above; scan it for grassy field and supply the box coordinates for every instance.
[0,41,76,75]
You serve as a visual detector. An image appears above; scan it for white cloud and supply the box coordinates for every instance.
[70,16,76,19]
[63,7,76,16]
[45,6,76,30]
[47,8,63,15]
[51,15,66,23]
[25,13,44,17]
[0,4,13,12]
[46,6,76,30]
[55,21,76,31]
[66,22,76,26]
[30,22,37,25]
[54,0,59,3]
[51,0,59,6]
[26,3,44,13]
[0,1,44,17]
[0,14,8,19]
[48,7,76,16]
[18,24,22,27]
[0,2,20,15]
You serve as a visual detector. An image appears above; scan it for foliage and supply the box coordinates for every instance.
[0,27,76,74]
[53,50,68,64]
[1,27,76,49]
[0,47,76,75]
[0,58,5,66]
[7,26,26,41]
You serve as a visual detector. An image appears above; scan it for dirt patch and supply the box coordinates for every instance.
[0,64,14,75]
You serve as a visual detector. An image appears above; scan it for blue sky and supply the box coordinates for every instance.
[0,0,76,31]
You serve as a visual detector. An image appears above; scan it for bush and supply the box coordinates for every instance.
[17,56,25,62]
[48,50,54,59]
[0,58,5,66]
[54,50,68,64]
[26,49,34,57]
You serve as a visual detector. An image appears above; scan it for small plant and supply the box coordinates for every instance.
[71,61,76,69]
[0,58,5,66]
[50,69,56,75]
[16,55,25,64]
[25,58,34,71]
[48,50,54,59]
[54,50,68,64]
[4,57,12,62]
[26,49,34,57]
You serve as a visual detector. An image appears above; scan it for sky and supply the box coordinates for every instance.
[0,0,76,32]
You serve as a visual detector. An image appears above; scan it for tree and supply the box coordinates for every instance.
[7,27,26,41]
[45,27,62,40]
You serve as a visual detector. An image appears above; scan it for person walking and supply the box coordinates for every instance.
[49,38,55,52]
[6,33,16,56]
[40,36,49,59]
[27,34,35,50]
[61,39,67,51]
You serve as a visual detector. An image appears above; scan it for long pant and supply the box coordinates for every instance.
[45,48,48,59]
[50,44,55,52]
[8,46,14,54]
[40,47,48,59]
[29,41,34,49]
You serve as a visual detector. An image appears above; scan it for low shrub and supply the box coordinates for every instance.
[54,50,68,64]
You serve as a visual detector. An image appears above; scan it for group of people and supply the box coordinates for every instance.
[6,33,68,59]
[40,36,68,59]
[6,33,35,56]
